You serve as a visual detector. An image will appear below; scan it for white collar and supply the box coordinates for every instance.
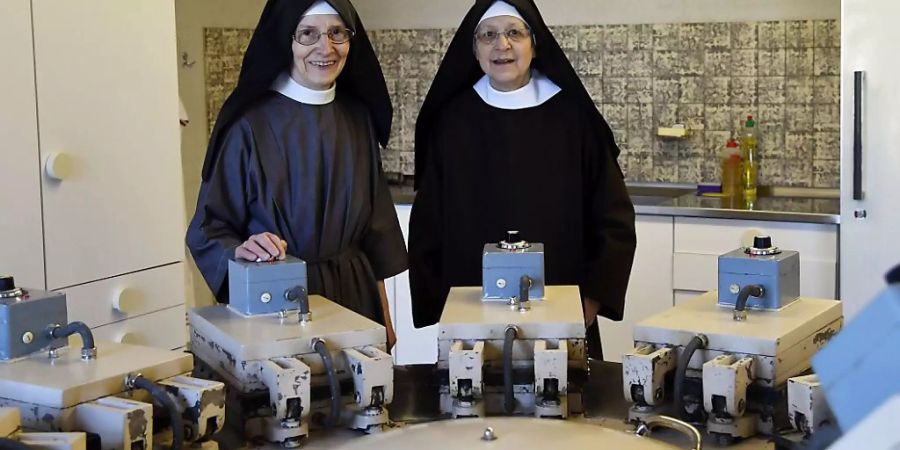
[473,70,561,110]
[272,72,336,105]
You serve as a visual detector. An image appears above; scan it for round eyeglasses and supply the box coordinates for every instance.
[474,27,532,45]
[293,26,355,46]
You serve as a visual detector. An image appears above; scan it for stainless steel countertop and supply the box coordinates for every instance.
[390,183,841,225]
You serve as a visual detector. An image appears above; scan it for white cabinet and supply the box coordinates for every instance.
[598,215,674,363]
[0,0,186,350]
[0,0,44,290]
[32,0,185,290]
[672,217,839,301]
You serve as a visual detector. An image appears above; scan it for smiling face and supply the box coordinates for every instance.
[474,15,534,92]
[290,14,350,90]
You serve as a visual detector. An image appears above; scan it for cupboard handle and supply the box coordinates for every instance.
[113,287,142,314]
[44,152,75,181]
[853,71,864,201]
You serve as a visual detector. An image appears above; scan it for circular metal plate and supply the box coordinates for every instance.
[335,418,681,450]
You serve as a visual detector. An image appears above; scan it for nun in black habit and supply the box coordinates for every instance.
[186,0,407,341]
[408,0,636,358]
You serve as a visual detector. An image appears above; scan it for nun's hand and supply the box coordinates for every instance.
[583,297,601,327]
[236,232,287,262]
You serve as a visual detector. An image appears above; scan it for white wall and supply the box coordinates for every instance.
[353,0,839,29]
[176,0,267,308]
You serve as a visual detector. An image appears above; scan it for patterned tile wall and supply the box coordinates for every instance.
[204,20,841,188]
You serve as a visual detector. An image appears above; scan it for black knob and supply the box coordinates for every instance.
[284,286,306,302]
[507,230,520,243]
[0,275,15,292]
[886,264,900,285]
[753,236,773,250]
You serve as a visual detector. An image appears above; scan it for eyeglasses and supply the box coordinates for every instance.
[474,27,532,45]
[292,26,355,46]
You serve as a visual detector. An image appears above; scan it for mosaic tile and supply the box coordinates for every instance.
[814,48,840,76]
[679,23,708,50]
[758,49,786,77]
[786,21,815,48]
[814,104,840,132]
[705,50,734,77]
[705,77,731,104]
[604,25,629,52]
[759,77,786,104]
[730,77,758,104]
[704,23,732,49]
[758,21,786,49]
[731,22,758,49]
[786,48,814,77]
[626,77,654,104]
[813,159,840,188]
[629,24,654,50]
[578,25,605,52]
[652,23,679,51]
[786,76,814,103]
[785,104,814,132]
[814,131,841,160]
[814,20,841,48]
[785,131,815,159]
[813,76,840,104]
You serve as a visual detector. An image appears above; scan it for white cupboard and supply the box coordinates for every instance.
[0,0,187,350]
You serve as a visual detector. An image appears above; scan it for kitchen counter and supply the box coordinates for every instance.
[390,183,840,225]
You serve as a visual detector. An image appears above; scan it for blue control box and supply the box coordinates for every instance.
[228,256,308,316]
[718,248,800,310]
[482,242,544,301]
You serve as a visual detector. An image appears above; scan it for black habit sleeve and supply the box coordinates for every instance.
[408,134,448,328]
[186,120,257,302]
[581,123,637,321]
[361,164,409,281]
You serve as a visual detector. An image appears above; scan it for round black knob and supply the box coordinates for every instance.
[0,275,15,292]
[886,264,900,285]
[753,236,773,250]
[284,286,306,302]
[507,230,520,243]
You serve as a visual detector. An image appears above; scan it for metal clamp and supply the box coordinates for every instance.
[635,415,702,450]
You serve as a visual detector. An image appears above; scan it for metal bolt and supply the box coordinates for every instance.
[21,331,34,344]
[48,348,59,359]
[260,292,272,303]
[496,278,507,289]
[854,209,867,219]
[729,284,740,295]
[481,427,497,441]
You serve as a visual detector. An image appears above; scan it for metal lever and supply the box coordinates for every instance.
[635,415,702,450]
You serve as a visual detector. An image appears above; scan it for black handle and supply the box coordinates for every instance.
[853,71,864,201]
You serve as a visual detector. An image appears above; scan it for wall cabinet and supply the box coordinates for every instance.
[0,0,186,350]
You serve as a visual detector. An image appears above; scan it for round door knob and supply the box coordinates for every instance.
[44,152,75,181]
[115,331,142,345]
[113,287,142,314]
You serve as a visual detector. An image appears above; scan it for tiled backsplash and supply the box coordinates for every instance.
[204,20,841,188]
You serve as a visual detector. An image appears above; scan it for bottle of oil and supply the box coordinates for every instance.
[740,115,758,200]
[720,138,742,197]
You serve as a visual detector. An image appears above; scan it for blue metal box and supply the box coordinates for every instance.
[482,242,544,301]
[228,256,308,316]
[0,286,67,360]
[717,248,800,310]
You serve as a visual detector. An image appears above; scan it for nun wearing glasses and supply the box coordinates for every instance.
[409,0,636,359]
[187,0,406,344]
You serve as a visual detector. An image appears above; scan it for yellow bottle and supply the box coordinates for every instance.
[740,115,758,200]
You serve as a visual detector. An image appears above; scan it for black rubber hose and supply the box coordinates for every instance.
[49,321,95,351]
[0,438,33,450]
[519,275,532,304]
[734,284,764,312]
[313,338,341,427]
[297,288,310,315]
[503,325,519,415]
[673,334,708,420]
[130,375,183,450]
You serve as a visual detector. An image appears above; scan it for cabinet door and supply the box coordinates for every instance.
[32,1,184,289]
[599,215,674,363]
[0,0,45,290]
